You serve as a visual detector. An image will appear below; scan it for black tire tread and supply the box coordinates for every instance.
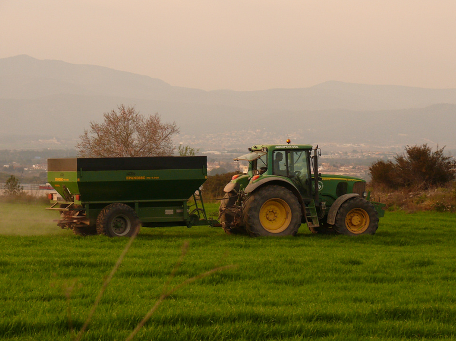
[334,197,379,236]
[244,185,301,237]
[96,203,140,237]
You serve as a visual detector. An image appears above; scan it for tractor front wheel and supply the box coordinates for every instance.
[244,185,301,237]
[96,203,140,237]
[334,197,378,235]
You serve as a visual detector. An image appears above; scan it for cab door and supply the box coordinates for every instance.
[272,149,311,198]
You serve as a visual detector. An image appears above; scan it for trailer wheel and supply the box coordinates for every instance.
[73,225,97,236]
[244,185,301,237]
[96,203,140,237]
[334,197,378,235]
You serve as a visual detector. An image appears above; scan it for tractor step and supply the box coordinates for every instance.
[305,200,320,229]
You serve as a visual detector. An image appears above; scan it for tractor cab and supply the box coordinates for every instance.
[234,143,315,199]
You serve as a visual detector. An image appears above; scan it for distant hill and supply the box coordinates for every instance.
[1,55,456,150]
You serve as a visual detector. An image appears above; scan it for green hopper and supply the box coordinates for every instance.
[47,156,216,237]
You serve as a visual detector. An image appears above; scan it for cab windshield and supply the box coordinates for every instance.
[273,149,311,196]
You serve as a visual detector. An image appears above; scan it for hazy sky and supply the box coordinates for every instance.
[1,0,455,91]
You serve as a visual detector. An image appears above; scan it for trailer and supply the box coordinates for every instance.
[47,156,214,236]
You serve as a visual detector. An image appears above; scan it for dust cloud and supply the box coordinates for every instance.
[0,202,67,236]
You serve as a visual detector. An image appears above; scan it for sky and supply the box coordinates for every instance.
[1,0,456,91]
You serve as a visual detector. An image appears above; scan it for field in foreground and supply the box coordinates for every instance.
[1,203,456,340]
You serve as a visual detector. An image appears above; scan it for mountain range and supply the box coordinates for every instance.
[1,55,456,150]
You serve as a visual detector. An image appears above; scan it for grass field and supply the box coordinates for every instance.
[1,203,456,340]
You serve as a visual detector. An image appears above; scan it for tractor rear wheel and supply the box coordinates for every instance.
[334,197,378,235]
[96,203,140,237]
[244,185,301,237]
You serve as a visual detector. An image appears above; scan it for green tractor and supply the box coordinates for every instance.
[219,142,385,236]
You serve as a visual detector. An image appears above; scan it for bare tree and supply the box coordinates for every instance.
[76,105,179,157]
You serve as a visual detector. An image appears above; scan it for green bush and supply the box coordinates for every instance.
[370,144,456,190]
[2,175,23,196]
[432,201,455,212]
[201,171,239,201]
[369,160,398,188]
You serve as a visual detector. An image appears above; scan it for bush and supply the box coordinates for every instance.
[369,160,398,188]
[202,172,239,201]
[370,144,456,190]
[2,175,23,196]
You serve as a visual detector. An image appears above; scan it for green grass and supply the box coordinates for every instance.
[1,203,456,340]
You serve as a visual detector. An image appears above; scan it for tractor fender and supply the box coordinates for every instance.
[223,181,240,193]
[326,193,360,225]
[244,176,298,194]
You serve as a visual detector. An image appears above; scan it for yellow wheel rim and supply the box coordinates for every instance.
[259,198,292,233]
[345,208,370,234]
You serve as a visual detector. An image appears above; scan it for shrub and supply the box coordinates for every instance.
[432,201,455,213]
[369,160,398,188]
[369,144,456,190]
[202,172,239,201]
[369,182,456,213]
[2,175,24,196]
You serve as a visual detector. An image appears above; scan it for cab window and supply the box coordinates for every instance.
[273,150,310,195]
[252,153,268,175]
[290,150,309,182]
[273,150,309,179]
[273,151,287,176]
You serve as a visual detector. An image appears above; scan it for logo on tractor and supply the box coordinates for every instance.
[318,181,324,191]
[275,145,299,149]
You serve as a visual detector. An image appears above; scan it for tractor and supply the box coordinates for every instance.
[219,141,385,236]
